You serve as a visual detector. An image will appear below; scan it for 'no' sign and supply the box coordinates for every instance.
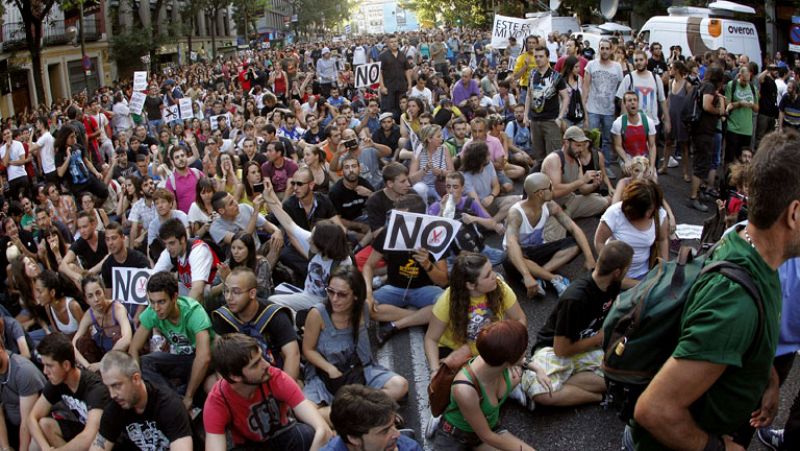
[355,62,381,88]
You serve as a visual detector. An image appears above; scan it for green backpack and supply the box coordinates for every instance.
[601,242,764,423]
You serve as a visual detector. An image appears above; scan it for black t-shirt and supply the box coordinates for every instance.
[211,302,298,362]
[111,162,138,180]
[759,77,779,118]
[43,369,109,424]
[374,228,435,289]
[534,272,621,350]
[239,152,268,168]
[98,382,191,450]
[372,126,401,151]
[329,177,374,221]
[697,81,722,136]
[144,96,163,119]
[278,193,337,231]
[530,68,567,121]
[379,49,413,91]
[302,128,326,146]
[70,232,109,270]
[101,249,150,289]
[647,58,668,78]
[365,190,395,231]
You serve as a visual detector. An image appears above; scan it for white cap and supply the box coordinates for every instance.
[322,47,331,54]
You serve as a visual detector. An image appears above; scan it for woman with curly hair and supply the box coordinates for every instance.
[424,252,526,374]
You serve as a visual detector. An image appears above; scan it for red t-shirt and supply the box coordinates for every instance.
[203,366,305,445]
[622,122,648,157]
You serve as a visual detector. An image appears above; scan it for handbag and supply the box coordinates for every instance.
[319,349,366,396]
[428,345,473,416]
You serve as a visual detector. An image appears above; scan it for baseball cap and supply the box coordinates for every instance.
[322,47,331,54]
[379,112,394,122]
[564,126,590,142]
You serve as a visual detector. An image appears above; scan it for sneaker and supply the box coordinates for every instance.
[376,322,398,346]
[668,156,679,168]
[690,198,709,212]
[757,428,784,451]
[551,275,570,297]
[424,414,440,439]
[509,385,535,412]
[536,278,547,297]
[372,276,385,289]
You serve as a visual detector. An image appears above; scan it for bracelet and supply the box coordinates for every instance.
[702,434,725,451]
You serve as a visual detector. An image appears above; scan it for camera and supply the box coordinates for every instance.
[253,183,264,194]
[344,138,358,149]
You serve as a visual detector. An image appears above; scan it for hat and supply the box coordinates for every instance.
[563,126,590,142]
[379,112,394,122]
[322,47,331,54]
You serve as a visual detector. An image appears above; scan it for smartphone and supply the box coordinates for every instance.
[253,183,264,194]
[344,138,358,149]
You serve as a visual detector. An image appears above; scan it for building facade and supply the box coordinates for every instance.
[354,0,419,35]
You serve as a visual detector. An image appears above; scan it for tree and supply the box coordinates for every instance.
[233,0,266,43]
[296,0,351,35]
[205,0,229,58]
[7,0,59,106]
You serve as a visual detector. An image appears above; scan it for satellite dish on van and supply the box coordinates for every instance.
[600,0,619,20]
[708,1,756,15]
[550,0,562,11]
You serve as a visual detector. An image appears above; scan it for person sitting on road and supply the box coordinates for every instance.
[503,172,596,299]
[301,266,408,425]
[595,179,669,287]
[363,194,449,346]
[540,126,612,231]
[128,271,214,413]
[460,141,520,224]
[424,252,527,377]
[28,333,110,451]
[429,320,535,451]
[0,329,45,451]
[322,384,424,451]
[92,351,193,451]
[204,333,332,451]
[517,241,633,409]
[212,267,301,382]
[152,218,218,304]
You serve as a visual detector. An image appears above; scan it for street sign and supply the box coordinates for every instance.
[82,55,91,70]
[791,25,800,45]
[791,44,800,53]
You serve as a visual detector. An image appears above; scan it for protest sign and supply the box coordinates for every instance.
[129,92,146,116]
[383,210,461,260]
[209,113,231,130]
[355,62,381,88]
[179,98,194,119]
[133,71,148,91]
[403,116,424,158]
[162,105,180,122]
[490,14,552,49]
[112,267,154,305]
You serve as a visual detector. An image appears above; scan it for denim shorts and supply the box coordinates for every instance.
[431,419,507,451]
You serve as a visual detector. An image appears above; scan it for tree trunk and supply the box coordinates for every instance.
[27,21,46,106]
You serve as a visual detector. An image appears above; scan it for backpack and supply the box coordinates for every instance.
[601,242,764,423]
[682,80,704,131]
[725,80,757,108]
[212,303,289,366]
[566,81,585,123]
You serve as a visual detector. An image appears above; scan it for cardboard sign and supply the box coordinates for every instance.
[112,267,154,305]
[162,104,180,122]
[179,98,194,119]
[383,210,461,260]
[133,71,148,91]
[355,62,381,88]
[490,14,552,49]
[403,116,424,158]
[209,113,231,130]
[129,91,146,115]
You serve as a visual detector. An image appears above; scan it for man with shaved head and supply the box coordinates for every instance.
[452,67,481,106]
[502,173,596,299]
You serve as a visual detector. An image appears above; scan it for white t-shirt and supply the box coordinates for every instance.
[1,140,26,181]
[585,60,624,116]
[188,202,212,225]
[37,132,56,174]
[352,46,367,66]
[610,113,658,136]
[547,41,559,63]
[93,113,111,143]
[600,201,667,279]
[492,93,516,111]
[615,70,666,126]
[410,86,433,110]
[153,242,213,296]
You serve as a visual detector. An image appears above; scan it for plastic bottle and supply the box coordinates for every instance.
[442,194,456,219]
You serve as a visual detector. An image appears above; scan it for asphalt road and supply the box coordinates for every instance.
[369,165,800,450]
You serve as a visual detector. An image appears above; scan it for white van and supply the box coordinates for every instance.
[638,5,762,68]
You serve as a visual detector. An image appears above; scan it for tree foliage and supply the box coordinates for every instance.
[232,0,267,40]
[296,0,352,32]
[6,0,60,106]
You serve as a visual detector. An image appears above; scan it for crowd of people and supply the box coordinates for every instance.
[0,25,797,451]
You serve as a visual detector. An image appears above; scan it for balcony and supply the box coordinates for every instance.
[2,16,101,51]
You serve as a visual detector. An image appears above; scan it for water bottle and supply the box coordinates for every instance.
[442,195,456,219]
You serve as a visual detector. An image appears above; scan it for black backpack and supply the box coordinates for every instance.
[602,243,764,423]
[449,197,485,254]
[566,82,585,123]
[682,80,704,131]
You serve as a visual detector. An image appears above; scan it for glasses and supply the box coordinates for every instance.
[326,287,352,299]
[290,180,310,187]
[223,285,251,297]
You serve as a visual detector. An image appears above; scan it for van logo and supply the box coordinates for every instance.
[727,25,754,35]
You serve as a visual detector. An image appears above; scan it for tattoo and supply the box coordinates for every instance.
[93,433,107,449]
[506,208,521,239]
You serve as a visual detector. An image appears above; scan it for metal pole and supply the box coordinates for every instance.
[79,0,89,92]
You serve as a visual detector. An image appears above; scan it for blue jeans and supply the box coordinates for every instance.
[147,119,163,137]
[712,132,722,170]
[588,113,615,163]
[231,422,315,451]
[446,246,506,271]
[373,284,444,309]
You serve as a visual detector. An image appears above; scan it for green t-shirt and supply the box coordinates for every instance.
[725,81,758,136]
[632,230,781,450]
[139,296,214,356]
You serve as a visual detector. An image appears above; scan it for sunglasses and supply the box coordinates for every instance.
[290,180,310,187]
